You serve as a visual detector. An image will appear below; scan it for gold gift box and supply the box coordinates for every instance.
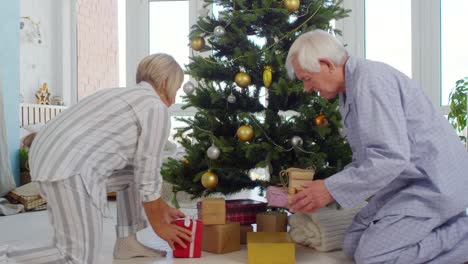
[202,222,241,254]
[288,178,312,194]
[282,167,315,194]
[247,232,295,264]
[198,198,226,225]
[256,211,288,232]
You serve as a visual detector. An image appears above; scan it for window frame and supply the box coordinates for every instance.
[338,0,448,114]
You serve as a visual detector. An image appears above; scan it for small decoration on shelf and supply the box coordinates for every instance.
[51,96,64,106]
[35,82,50,105]
[234,72,251,88]
[236,125,254,142]
[263,65,273,88]
[190,36,205,51]
[201,171,218,189]
[20,16,42,45]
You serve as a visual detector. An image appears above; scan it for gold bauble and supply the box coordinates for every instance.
[201,171,218,189]
[236,125,254,142]
[234,72,251,88]
[284,0,300,12]
[190,36,205,51]
[263,66,273,88]
[314,113,329,127]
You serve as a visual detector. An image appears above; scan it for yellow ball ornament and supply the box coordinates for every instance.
[314,113,329,127]
[190,36,205,51]
[234,72,251,88]
[284,0,300,12]
[263,66,273,88]
[201,171,218,189]
[236,125,254,142]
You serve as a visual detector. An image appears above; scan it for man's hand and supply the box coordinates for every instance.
[289,180,334,213]
[143,198,192,250]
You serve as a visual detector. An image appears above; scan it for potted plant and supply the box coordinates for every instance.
[19,147,30,185]
[448,77,468,143]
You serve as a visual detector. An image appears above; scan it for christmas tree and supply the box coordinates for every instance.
[161,0,352,204]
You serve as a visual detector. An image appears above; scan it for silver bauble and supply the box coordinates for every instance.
[227,93,236,104]
[213,26,226,37]
[338,127,346,137]
[291,136,303,147]
[183,81,195,95]
[207,144,221,160]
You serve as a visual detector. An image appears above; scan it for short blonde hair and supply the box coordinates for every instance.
[286,29,348,79]
[136,53,184,100]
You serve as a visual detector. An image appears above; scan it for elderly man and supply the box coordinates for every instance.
[286,29,468,264]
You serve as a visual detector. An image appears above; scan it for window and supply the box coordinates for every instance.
[118,0,126,87]
[149,0,190,104]
[365,0,412,77]
[341,0,465,113]
[441,0,468,105]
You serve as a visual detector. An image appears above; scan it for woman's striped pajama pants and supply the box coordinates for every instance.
[6,168,146,264]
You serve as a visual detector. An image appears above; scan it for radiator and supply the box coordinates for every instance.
[20,103,67,128]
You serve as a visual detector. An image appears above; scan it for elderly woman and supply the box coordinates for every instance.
[7,53,191,264]
[286,30,468,264]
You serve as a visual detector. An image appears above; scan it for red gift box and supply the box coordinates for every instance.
[173,218,203,258]
[197,199,267,225]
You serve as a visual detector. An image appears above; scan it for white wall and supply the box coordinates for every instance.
[20,0,62,104]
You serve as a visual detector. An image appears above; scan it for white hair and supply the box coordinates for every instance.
[285,29,348,79]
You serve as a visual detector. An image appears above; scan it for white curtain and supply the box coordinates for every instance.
[0,69,17,197]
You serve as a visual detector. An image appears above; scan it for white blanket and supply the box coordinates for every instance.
[288,203,365,251]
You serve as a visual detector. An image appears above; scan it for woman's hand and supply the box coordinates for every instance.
[152,222,192,250]
[143,198,192,250]
[160,200,186,224]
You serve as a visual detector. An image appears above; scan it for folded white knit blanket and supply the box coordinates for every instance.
[288,203,366,252]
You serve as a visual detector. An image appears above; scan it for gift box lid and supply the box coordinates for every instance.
[247,232,293,244]
[226,199,267,209]
[197,199,267,210]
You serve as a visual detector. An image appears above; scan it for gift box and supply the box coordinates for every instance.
[240,224,253,244]
[288,179,312,194]
[202,222,241,254]
[197,199,267,225]
[173,218,203,258]
[266,186,289,208]
[198,198,226,225]
[279,167,315,195]
[256,211,288,232]
[226,199,267,225]
[247,232,295,264]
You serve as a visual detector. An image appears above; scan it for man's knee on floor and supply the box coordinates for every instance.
[353,242,397,264]
[342,233,360,258]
